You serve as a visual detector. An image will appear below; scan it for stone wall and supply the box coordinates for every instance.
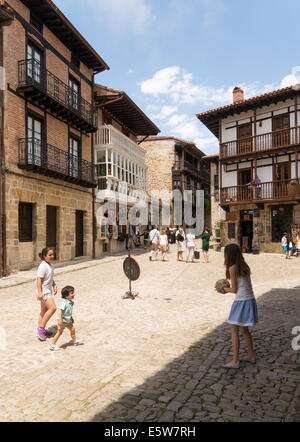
[141,139,175,201]
[6,172,93,272]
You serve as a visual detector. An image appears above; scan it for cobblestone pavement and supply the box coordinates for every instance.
[0,243,299,422]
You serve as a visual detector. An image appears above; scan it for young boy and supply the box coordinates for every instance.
[49,285,82,351]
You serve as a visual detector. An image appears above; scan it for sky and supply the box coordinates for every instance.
[55,0,300,154]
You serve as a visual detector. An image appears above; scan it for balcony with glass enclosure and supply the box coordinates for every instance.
[94,125,147,204]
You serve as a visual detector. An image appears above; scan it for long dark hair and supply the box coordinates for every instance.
[224,243,250,279]
[39,247,54,261]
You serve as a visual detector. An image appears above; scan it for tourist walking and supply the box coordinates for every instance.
[160,228,168,261]
[176,227,185,262]
[149,226,160,261]
[169,226,176,244]
[143,228,150,249]
[36,247,57,341]
[215,243,258,369]
[201,227,211,263]
[185,231,196,263]
[281,232,288,258]
[297,234,300,257]
[49,285,83,351]
[287,234,293,259]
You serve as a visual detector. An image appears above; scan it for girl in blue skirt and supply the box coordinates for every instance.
[216,243,258,369]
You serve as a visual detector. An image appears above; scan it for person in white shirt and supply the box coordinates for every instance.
[149,226,160,261]
[297,235,300,258]
[36,247,57,341]
[185,232,196,263]
[281,233,288,259]
[159,228,168,261]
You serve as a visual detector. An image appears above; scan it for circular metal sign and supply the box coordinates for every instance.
[123,257,140,281]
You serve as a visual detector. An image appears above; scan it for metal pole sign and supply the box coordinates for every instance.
[122,235,140,300]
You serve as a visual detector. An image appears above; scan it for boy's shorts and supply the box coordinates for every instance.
[58,322,73,331]
[283,246,288,252]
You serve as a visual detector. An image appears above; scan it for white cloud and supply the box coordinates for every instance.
[95,0,154,34]
[165,113,218,154]
[152,105,178,120]
[57,0,154,34]
[280,66,300,88]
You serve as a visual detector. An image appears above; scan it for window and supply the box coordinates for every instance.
[27,42,42,84]
[214,174,219,190]
[27,115,43,166]
[30,14,43,33]
[69,76,80,110]
[71,53,80,69]
[19,202,33,242]
[273,114,290,147]
[69,136,81,177]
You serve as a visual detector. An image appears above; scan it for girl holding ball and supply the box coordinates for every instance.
[216,243,258,369]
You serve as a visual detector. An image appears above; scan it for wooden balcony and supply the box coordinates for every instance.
[17,59,97,133]
[220,126,300,160]
[18,138,96,188]
[221,179,300,204]
[173,160,210,183]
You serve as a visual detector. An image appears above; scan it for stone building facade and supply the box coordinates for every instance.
[140,137,210,231]
[0,0,109,274]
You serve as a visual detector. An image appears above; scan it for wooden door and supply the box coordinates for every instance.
[238,168,252,201]
[273,114,290,147]
[75,210,84,257]
[237,123,252,154]
[46,206,57,259]
[273,162,291,198]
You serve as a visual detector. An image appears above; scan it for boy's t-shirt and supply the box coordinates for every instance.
[60,299,74,324]
[281,236,287,247]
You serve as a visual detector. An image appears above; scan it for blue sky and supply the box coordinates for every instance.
[56,0,300,154]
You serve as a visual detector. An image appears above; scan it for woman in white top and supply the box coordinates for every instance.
[185,232,195,262]
[36,247,57,341]
[159,229,168,261]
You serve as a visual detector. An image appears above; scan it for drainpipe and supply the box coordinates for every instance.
[0,5,14,276]
[92,72,96,259]
[0,24,4,277]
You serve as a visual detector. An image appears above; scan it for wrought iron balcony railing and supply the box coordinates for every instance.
[17,59,97,132]
[18,138,96,188]
[220,126,300,159]
[221,179,300,204]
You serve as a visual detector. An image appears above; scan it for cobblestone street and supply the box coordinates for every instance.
[0,242,299,422]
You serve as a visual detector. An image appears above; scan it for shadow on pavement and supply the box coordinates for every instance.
[89,286,300,422]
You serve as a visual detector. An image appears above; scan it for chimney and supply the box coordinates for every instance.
[233,86,244,103]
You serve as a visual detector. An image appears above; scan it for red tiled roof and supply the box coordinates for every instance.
[138,136,207,158]
[197,84,300,138]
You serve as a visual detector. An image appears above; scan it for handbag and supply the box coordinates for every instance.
[194,250,200,260]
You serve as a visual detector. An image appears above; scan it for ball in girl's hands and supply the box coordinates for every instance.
[215,279,230,293]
